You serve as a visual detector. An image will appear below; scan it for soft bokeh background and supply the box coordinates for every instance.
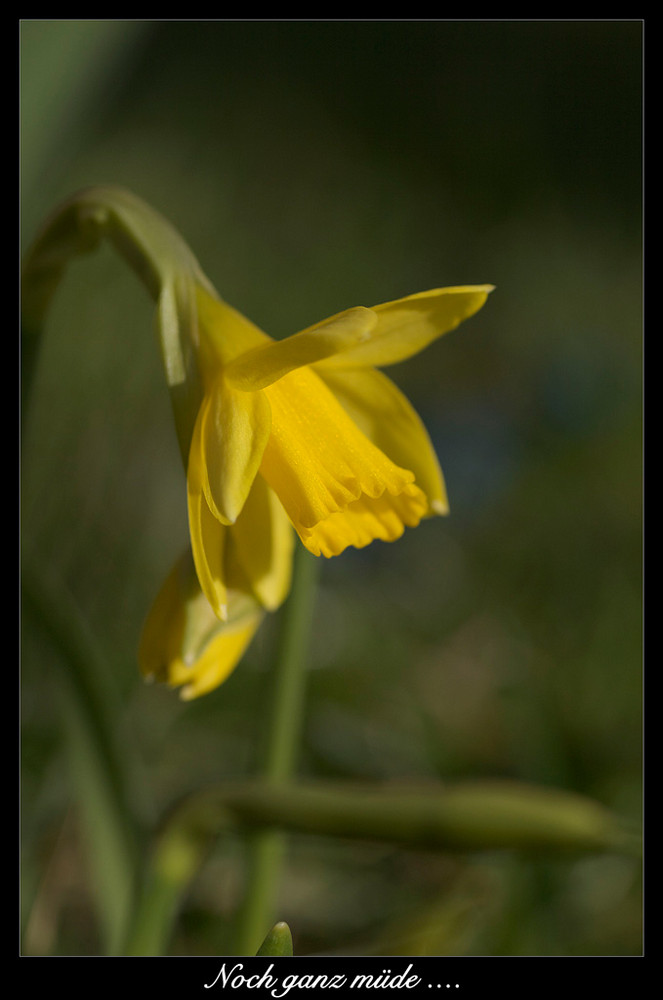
[20,20,642,956]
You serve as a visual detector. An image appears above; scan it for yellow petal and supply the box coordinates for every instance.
[175,607,264,700]
[224,307,377,390]
[316,286,494,369]
[140,547,266,699]
[187,485,229,620]
[226,475,294,610]
[259,366,428,557]
[139,549,232,676]
[195,283,270,371]
[187,407,229,618]
[316,366,448,516]
[196,375,272,525]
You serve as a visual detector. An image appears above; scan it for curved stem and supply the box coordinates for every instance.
[21,185,208,464]
[234,544,320,955]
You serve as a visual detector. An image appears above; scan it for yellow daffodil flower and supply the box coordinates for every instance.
[143,283,492,698]
[188,282,493,621]
[21,185,493,699]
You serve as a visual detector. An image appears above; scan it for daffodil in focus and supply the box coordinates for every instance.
[21,185,493,699]
[187,281,494,622]
[144,281,496,700]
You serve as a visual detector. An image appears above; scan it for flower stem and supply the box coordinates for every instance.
[234,544,320,955]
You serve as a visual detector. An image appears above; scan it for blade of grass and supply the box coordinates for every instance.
[22,562,142,954]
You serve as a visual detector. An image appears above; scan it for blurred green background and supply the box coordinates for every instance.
[20,20,642,956]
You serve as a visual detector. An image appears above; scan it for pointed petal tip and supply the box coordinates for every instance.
[205,598,229,623]
[431,498,449,516]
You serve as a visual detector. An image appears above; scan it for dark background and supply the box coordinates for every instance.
[21,20,642,956]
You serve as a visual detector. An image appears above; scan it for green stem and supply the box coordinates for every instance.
[21,185,209,464]
[262,546,320,784]
[235,544,320,955]
[217,780,641,858]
